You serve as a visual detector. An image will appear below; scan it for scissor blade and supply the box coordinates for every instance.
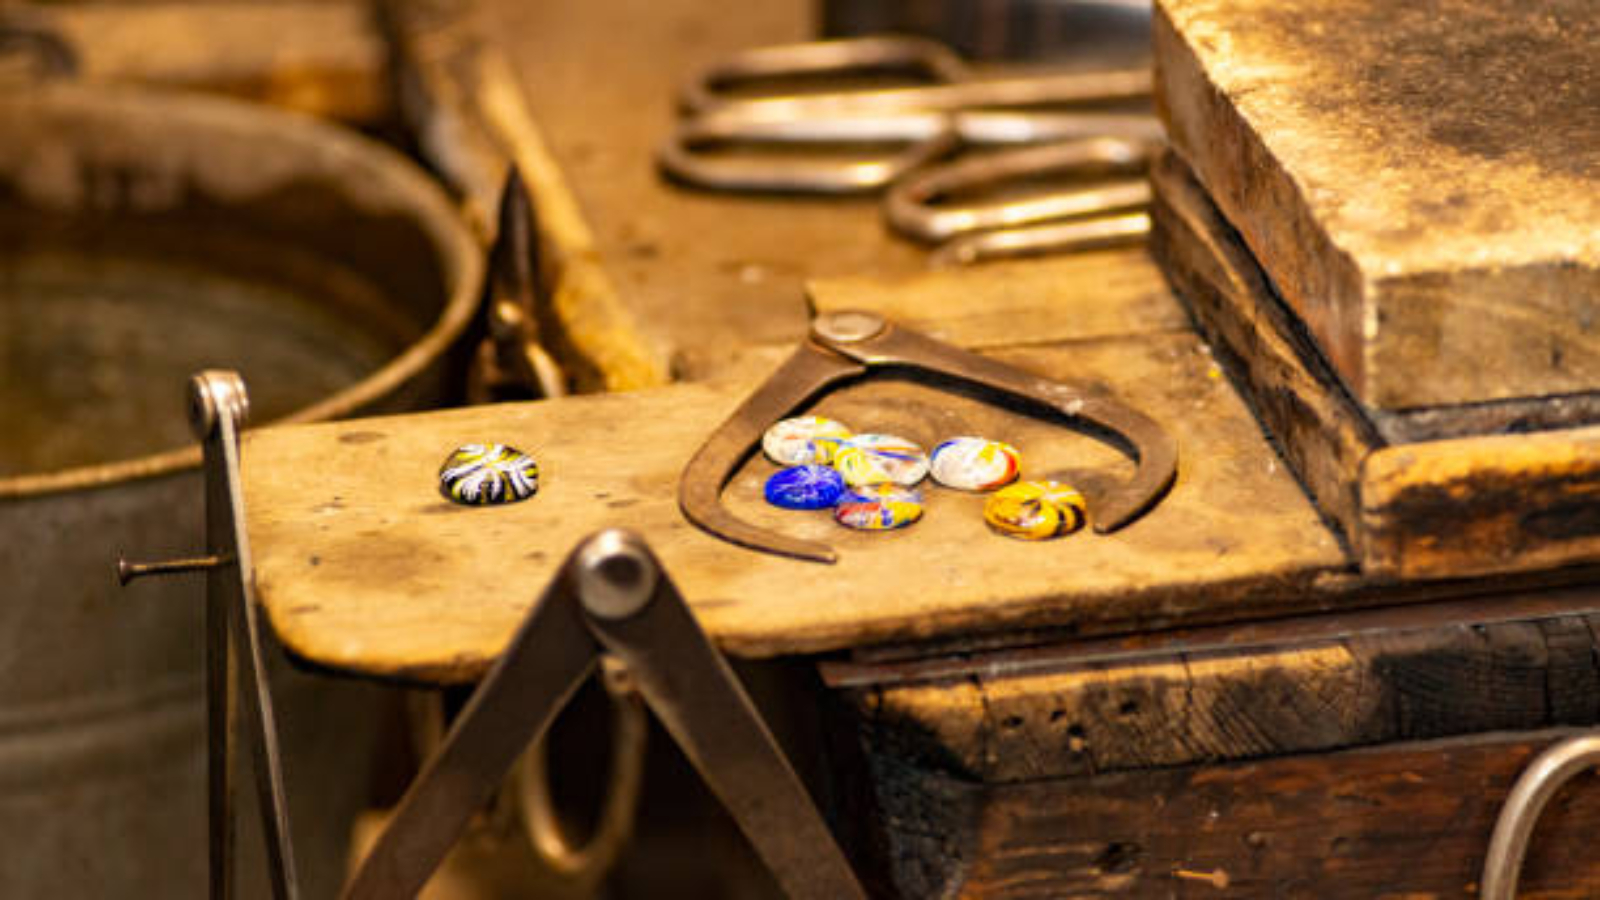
[704,67,1152,121]
[679,344,865,563]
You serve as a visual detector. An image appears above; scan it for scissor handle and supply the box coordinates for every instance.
[931,212,1151,266]
[657,112,961,195]
[677,35,969,115]
[885,136,1156,243]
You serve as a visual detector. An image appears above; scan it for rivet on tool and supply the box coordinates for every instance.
[576,530,661,621]
[811,311,885,344]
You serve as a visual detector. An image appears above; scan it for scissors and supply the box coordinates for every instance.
[657,36,1162,263]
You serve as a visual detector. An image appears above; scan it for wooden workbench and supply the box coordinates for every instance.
[244,252,1600,895]
[245,0,1600,895]
[245,253,1344,683]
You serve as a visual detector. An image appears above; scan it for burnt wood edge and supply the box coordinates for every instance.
[835,609,1600,783]
[1149,150,1600,579]
[864,726,1600,898]
[1360,430,1600,580]
[1147,149,1377,548]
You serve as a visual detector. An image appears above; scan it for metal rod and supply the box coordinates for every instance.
[700,67,1152,122]
[117,554,227,585]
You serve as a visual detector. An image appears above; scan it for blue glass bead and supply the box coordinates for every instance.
[764,465,846,510]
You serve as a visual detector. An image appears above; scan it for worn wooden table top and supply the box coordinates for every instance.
[1155,0,1599,411]
[245,253,1348,684]
[480,0,934,380]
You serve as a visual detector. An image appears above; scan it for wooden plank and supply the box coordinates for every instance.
[861,729,1600,897]
[808,250,1190,352]
[36,2,388,124]
[1152,150,1600,579]
[1154,0,1600,410]
[848,613,1600,782]
[244,328,1345,683]
[1148,150,1378,545]
[1361,426,1600,579]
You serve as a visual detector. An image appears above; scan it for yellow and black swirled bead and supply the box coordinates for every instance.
[438,443,539,506]
[983,480,1086,540]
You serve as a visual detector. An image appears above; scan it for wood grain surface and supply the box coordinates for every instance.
[1361,426,1600,579]
[1152,150,1600,580]
[477,0,936,380]
[808,250,1189,352]
[35,2,388,124]
[850,611,1600,782]
[861,729,1600,898]
[1155,0,1600,410]
[1149,150,1378,544]
[245,326,1344,682]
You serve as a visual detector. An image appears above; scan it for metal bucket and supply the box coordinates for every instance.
[0,85,481,897]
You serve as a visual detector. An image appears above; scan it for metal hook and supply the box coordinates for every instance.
[1481,734,1600,900]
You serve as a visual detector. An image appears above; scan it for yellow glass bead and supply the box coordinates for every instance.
[983,480,1086,540]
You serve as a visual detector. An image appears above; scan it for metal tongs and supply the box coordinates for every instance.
[679,309,1177,562]
[657,36,1163,263]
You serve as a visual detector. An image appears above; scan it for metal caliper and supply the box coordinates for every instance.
[120,372,867,900]
[679,308,1179,562]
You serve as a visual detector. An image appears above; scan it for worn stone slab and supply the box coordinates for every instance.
[1155,0,1600,410]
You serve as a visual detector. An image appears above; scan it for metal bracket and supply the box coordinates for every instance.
[121,371,866,900]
